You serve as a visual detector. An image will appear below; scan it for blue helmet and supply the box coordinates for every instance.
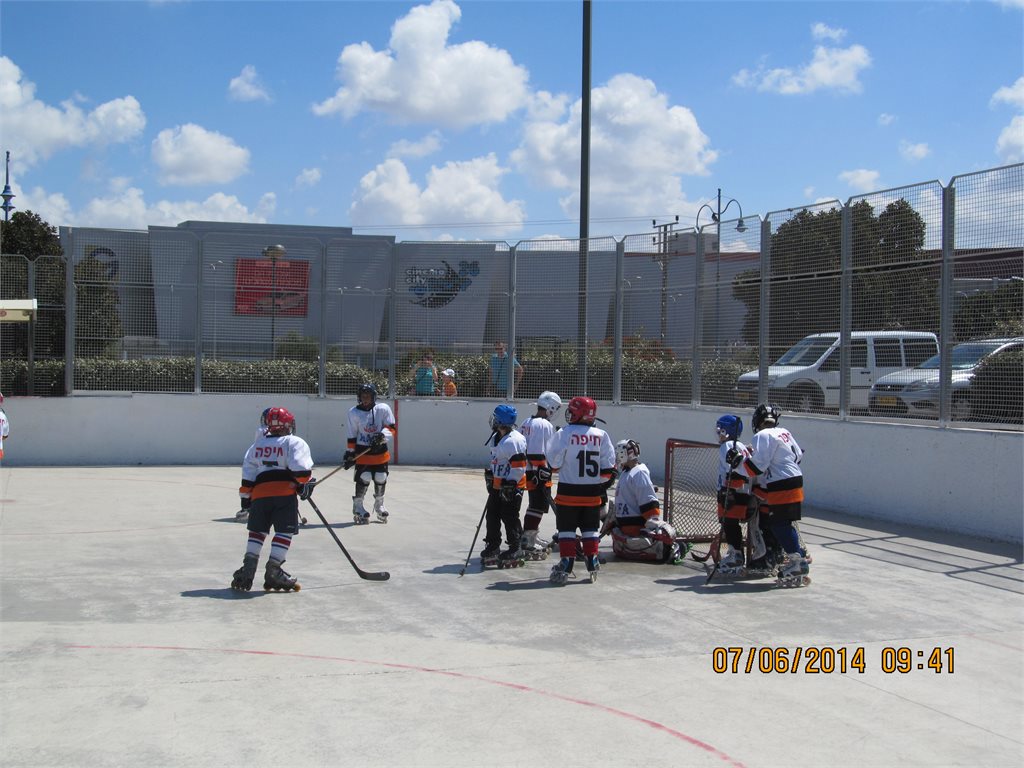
[716,414,743,441]
[490,404,518,429]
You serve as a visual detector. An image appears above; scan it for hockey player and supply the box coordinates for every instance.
[715,414,754,575]
[236,407,274,522]
[546,396,616,584]
[0,393,9,463]
[345,383,397,524]
[230,407,314,592]
[481,404,528,568]
[518,391,562,560]
[741,404,810,587]
[602,439,684,564]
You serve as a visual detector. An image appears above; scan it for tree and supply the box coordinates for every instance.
[1,211,66,359]
[0,210,123,359]
[732,199,937,352]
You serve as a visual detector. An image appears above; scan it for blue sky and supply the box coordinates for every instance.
[1,0,1022,240]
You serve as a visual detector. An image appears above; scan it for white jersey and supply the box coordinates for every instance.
[743,426,804,506]
[0,407,8,460]
[613,462,660,526]
[520,415,556,470]
[489,429,528,489]
[240,433,314,501]
[346,402,396,466]
[548,423,616,506]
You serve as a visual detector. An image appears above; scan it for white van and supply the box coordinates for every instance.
[733,331,939,412]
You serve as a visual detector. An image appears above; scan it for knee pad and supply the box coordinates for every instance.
[372,469,388,485]
[358,470,374,485]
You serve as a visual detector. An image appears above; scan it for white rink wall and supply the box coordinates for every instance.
[5,394,1022,543]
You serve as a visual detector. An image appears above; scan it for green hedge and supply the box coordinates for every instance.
[0,355,745,404]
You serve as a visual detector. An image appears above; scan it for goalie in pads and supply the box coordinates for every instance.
[603,439,684,564]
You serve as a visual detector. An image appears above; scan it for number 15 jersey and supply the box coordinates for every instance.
[548,424,616,507]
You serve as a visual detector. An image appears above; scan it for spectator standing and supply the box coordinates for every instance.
[411,352,439,396]
[489,341,523,397]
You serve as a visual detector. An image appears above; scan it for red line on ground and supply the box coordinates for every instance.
[67,643,747,767]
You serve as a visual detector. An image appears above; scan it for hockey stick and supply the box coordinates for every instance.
[304,497,390,581]
[458,501,489,577]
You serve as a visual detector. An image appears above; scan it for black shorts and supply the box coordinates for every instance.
[554,504,602,533]
[247,495,299,535]
[760,501,802,522]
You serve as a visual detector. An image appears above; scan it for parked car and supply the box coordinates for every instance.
[734,331,939,413]
[869,337,1024,420]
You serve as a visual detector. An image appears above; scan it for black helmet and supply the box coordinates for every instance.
[357,382,377,404]
[752,403,781,432]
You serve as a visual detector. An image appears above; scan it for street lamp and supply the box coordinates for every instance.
[262,244,286,358]
[695,188,745,355]
[652,215,679,345]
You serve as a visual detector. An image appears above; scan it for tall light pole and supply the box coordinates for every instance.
[652,215,679,344]
[1,151,15,221]
[263,244,286,358]
[695,189,746,355]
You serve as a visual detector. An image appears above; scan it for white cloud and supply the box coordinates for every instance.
[996,115,1024,162]
[991,76,1024,109]
[811,22,846,42]
[228,65,271,102]
[838,168,880,192]
[877,113,897,126]
[294,168,322,188]
[995,0,1024,9]
[14,180,271,229]
[312,0,529,128]
[733,43,871,95]
[511,73,716,221]
[151,123,250,185]
[349,154,525,235]
[0,56,145,172]
[803,186,816,199]
[899,140,931,161]
[387,131,443,158]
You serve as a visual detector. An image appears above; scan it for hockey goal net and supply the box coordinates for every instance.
[663,438,724,560]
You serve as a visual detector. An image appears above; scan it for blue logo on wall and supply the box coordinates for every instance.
[406,260,480,308]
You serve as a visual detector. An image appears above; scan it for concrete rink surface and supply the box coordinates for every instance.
[0,465,1021,768]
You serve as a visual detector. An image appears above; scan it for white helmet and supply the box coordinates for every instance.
[536,391,562,418]
[615,439,641,468]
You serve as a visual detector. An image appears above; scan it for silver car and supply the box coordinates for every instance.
[869,338,1024,420]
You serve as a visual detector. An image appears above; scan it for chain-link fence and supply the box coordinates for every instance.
[2,164,1021,428]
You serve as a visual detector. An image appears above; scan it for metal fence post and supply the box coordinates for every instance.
[758,219,770,404]
[938,183,956,424]
[612,238,624,403]
[692,227,706,405]
[194,239,203,393]
[387,242,397,399]
[26,259,36,394]
[508,243,517,400]
[64,238,75,395]
[839,202,852,418]
[318,241,327,398]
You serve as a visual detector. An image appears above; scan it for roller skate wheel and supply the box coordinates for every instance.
[589,571,598,584]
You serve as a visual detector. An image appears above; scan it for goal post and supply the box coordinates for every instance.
[663,438,723,559]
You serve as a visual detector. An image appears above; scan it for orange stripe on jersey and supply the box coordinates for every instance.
[763,487,803,505]
[347,438,357,450]
[554,494,604,507]
[358,451,390,466]
[251,480,299,499]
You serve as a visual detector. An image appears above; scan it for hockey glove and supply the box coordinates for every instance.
[370,432,387,448]
[239,496,252,510]
[644,516,663,532]
[536,465,553,485]
[499,480,521,504]
[343,450,356,470]
[299,478,316,501]
[725,447,743,469]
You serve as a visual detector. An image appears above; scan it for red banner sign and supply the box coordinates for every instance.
[234,258,309,317]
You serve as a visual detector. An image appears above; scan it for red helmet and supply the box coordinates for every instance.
[265,407,296,436]
[565,396,597,425]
